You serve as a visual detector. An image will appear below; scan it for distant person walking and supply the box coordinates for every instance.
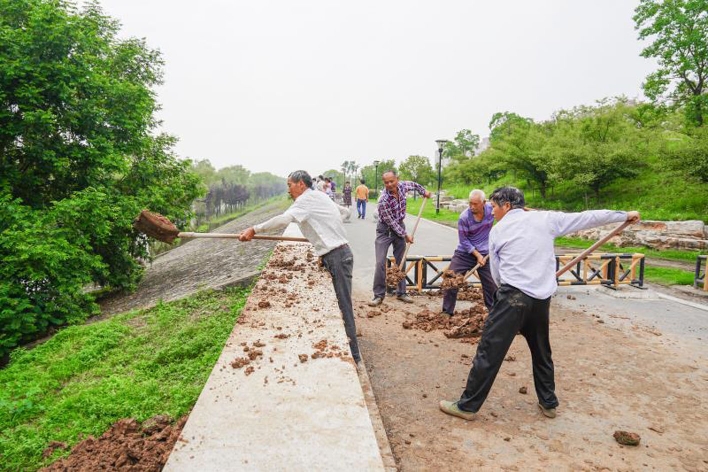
[439,186,640,421]
[355,179,369,219]
[239,170,361,363]
[343,181,353,207]
[368,170,431,306]
[442,189,497,314]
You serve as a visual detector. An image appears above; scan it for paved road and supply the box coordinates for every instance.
[345,203,458,296]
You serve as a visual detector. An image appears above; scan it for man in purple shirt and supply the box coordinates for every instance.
[368,170,431,306]
[442,189,497,314]
[439,186,640,421]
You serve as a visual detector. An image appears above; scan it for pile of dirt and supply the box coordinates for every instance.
[386,265,406,286]
[402,305,487,343]
[42,415,187,471]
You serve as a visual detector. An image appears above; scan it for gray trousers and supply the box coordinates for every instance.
[457,284,557,412]
[321,245,361,363]
[442,249,497,312]
[373,222,406,298]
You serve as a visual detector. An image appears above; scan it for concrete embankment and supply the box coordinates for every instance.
[164,241,386,471]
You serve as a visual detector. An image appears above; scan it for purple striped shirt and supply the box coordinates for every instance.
[378,181,427,237]
[457,203,494,254]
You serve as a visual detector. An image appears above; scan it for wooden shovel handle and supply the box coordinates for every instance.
[463,255,489,281]
[177,232,308,242]
[399,197,428,269]
[555,221,631,278]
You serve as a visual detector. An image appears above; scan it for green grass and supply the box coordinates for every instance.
[643,266,696,286]
[404,197,460,225]
[555,236,706,263]
[0,287,250,471]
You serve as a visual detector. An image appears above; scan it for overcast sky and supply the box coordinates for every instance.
[95,0,656,177]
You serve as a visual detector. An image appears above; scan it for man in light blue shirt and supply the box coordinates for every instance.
[440,186,640,421]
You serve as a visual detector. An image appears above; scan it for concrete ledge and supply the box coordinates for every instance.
[164,242,385,471]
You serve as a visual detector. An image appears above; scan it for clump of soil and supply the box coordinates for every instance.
[386,266,406,286]
[613,430,641,446]
[310,339,349,361]
[403,307,487,343]
[440,270,467,290]
[230,357,250,368]
[42,415,187,472]
[257,300,271,309]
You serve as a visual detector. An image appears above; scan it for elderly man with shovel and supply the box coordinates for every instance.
[440,186,640,421]
[441,189,497,314]
[239,170,361,364]
[368,170,431,307]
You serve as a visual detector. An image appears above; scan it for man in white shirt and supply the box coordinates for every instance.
[239,170,360,363]
[440,186,640,421]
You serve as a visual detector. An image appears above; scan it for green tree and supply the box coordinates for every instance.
[399,155,434,190]
[0,0,202,357]
[634,0,708,126]
[192,159,219,187]
[486,113,554,197]
[664,125,708,182]
[548,99,645,204]
[444,129,480,162]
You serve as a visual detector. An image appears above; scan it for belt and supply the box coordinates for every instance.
[321,243,349,260]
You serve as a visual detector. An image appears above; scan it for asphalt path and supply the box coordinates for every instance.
[343,203,458,296]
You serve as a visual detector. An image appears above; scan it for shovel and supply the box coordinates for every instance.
[463,255,489,281]
[398,197,428,270]
[133,210,307,244]
[555,221,631,278]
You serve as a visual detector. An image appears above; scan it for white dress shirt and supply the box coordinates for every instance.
[254,189,348,256]
[489,208,627,299]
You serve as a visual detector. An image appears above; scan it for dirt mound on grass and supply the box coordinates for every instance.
[42,415,187,471]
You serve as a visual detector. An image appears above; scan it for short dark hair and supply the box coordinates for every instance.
[360,179,366,185]
[382,169,397,178]
[288,170,313,188]
[489,186,525,209]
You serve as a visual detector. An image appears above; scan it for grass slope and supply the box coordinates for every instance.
[0,287,250,471]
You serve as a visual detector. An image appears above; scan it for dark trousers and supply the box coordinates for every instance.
[321,245,361,362]
[442,249,497,312]
[373,222,406,298]
[356,199,367,218]
[457,284,558,412]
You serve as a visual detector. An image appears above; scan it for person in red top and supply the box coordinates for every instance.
[368,170,431,306]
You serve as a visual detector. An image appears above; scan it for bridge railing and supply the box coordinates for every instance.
[387,253,645,292]
[695,255,707,291]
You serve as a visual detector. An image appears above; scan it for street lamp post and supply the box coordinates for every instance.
[373,160,380,199]
[435,139,448,215]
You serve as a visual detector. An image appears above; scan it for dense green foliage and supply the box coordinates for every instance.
[0,0,202,358]
[398,155,435,187]
[438,99,708,221]
[634,0,708,126]
[0,287,249,471]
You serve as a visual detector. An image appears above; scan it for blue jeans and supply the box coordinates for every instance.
[356,199,367,218]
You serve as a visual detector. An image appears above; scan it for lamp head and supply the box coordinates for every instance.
[435,139,449,152]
